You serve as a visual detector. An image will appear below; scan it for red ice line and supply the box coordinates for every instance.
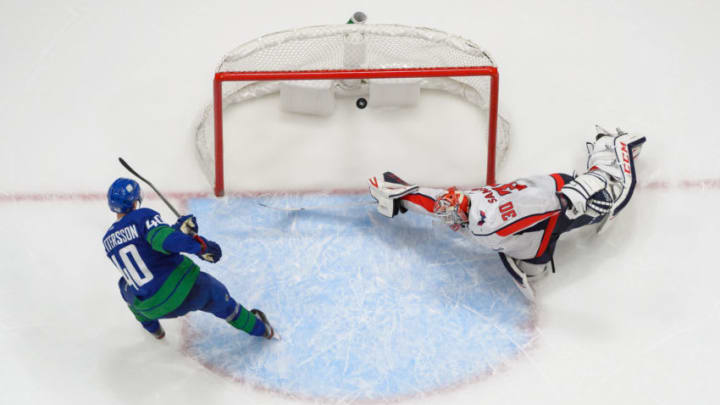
[0,179,718,203]
[0,191,211,202]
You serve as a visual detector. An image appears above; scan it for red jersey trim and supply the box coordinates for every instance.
[402,194,436,213]
[550,173,566,192]
[535,212,559,258]
[495,211,558,237]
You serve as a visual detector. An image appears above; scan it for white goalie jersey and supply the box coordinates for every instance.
[465,175,565,260]
[400,174,567,261]
[372,130,646,301]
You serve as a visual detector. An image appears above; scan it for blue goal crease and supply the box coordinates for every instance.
[183,193,534,400]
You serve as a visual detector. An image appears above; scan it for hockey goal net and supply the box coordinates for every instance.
[195,20,510,196]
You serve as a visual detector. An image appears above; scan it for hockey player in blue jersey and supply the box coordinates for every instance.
[103,178,275,340]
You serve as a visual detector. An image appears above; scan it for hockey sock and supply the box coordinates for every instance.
[227,304,265,336]
[141,320,161,335]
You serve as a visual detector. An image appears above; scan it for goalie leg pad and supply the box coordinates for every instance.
[517,260,550,281]
[562,129,646,222]
[498,253,535,301]
[596,134,647,233]
[560,170,615,219]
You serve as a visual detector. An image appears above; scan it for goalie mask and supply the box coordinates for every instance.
[433,187,470,231]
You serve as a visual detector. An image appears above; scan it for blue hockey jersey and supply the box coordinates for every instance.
[102,208,202,301]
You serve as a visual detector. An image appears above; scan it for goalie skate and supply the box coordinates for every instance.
[595,130,647,234]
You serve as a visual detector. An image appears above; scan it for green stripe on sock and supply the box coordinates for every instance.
[146,225,174,254]
[228,307,256,333]
[132,257,199,319]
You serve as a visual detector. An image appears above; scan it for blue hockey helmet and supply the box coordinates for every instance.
[107,178,142,213]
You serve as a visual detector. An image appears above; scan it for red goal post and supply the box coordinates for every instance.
[196,23,509,197]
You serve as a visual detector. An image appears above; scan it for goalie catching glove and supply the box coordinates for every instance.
[368,172,418,218]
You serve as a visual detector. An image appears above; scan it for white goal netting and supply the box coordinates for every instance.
[195,23,510,192]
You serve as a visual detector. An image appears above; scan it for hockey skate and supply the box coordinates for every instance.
[251,309,279,340]
[368,172,418,218]
[151,325,165,340]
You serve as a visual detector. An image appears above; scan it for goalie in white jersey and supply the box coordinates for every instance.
[368,127,647,300]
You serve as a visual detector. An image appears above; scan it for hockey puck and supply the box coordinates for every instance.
[356,98,367,109]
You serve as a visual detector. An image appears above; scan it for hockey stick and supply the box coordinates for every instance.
[118,157,181,218]
[119,158,213,258]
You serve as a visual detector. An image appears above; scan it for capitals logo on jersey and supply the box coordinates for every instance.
[477,210,487,227]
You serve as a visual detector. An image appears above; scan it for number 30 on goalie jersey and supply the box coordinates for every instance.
[465,175,563,259]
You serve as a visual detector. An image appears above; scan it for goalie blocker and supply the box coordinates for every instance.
[368,172,419,217]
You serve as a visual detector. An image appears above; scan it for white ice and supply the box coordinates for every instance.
[2,1,720,404]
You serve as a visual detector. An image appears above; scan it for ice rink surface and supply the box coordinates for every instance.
[2,1,720,404]
[184,194,533,402]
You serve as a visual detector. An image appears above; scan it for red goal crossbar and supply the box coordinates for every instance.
[212,66,499,197]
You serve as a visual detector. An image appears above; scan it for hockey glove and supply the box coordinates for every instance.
[194,235,222,263]
[173,214,198,235]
